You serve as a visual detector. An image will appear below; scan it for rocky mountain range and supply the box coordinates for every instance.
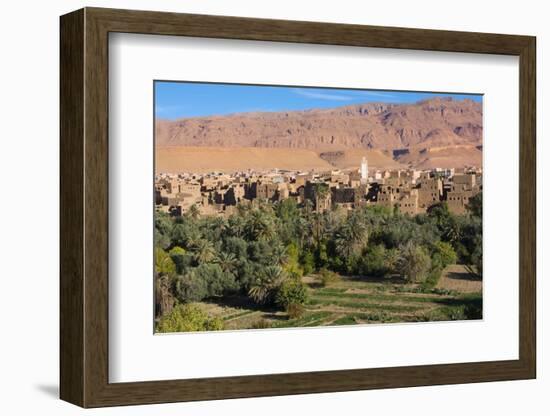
[155,97,483,171]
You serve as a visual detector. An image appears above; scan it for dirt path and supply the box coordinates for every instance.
[437,264,482,293]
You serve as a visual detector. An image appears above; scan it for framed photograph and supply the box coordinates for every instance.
[60,7,536,408]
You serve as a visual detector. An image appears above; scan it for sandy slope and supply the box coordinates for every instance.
[396,145,482,169]
[156,146,334,173]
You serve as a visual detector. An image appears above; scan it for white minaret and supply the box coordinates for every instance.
[360,156,368,184]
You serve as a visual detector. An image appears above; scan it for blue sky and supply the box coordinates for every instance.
[155,81,482,120]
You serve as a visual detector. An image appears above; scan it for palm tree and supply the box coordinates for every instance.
[303,199,314,221]
[271,242,288,266]
[442,217,462,244]
[334,218,368,259]
[190,239,216,264]
[228,215,246,238]
[186,204,200,220]
[155,274,175,318]
[296,216,315,249]
[246,210,275,241]
[236,202,250,217]
[313,183,329,213]
[334,225,355,258]
[215,252,239,274]
[183,230,202,251]
[206,216,228,240]
[347,214,369,246]
[248,265,285,304]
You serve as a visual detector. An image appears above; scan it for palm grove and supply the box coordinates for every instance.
[155,192,482,332]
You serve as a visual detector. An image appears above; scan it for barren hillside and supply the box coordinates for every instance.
[155,97,482,171]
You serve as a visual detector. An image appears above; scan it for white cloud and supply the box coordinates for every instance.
[354,90,397,98]
[291,88,353,101]
[292,88,397,101]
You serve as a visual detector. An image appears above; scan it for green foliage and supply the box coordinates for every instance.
[315,241,329,268]
[466,191,482,218]
[317,268,341,287]
[223,236,248,260]
[275,278,309,309]
[300,250,316,275]
[431,241,457,269]
[155,247,176,276]
[248,265,286,304]
[361,244,387,276]
[174,270,208,303]
[334,217,368,259]
[156,303,224,333]
[169,246,191,274]
[375,215,437,249]
[154,187,481,319]
[397,242,431,282]
[415,294,482,322]
[422,265,444,289]
[174,263,237,304]
[245,209,276,240]
[466,240,483,279]
[283,242,303,277]
[190,238,217,264]
[154,228,171,250]
[214,251,239,274]
[155,212,173,235]
[286,303,306,319]
[194,263,238,297]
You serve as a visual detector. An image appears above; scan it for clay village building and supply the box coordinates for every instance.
[155,156,482,217]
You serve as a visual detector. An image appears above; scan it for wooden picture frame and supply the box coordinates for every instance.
[60,7,536,408]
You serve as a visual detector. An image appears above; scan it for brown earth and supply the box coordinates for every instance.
[395,144,483,169]
[437,264,482,293]
[156,146,334,173]
[156,146,408,174]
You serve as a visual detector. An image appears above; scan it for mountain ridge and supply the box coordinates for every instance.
[155,97,482,169]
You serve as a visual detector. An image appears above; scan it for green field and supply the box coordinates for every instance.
[195,265,482,331]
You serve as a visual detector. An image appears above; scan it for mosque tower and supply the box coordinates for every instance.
[360,156,368,184]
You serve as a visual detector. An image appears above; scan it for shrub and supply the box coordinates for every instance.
[317,268,341,287]
[466,191,482,218]
[466,243,483,279]
[169,246,192,274]
[383,247,400,274]
[286,303,305,319]
[397,242,431,282]
[155,247,176,276]
[360,244,397,277]
[431,241,457,268]
[283,242,303,277]
[300,250,316,275]
[156,303,224,333]
[174,270,208,303]
[422,265,444,289]
[194,263,238,297]
[275,278,309,309]
[154,228,171,250]
[315,241,329,268]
